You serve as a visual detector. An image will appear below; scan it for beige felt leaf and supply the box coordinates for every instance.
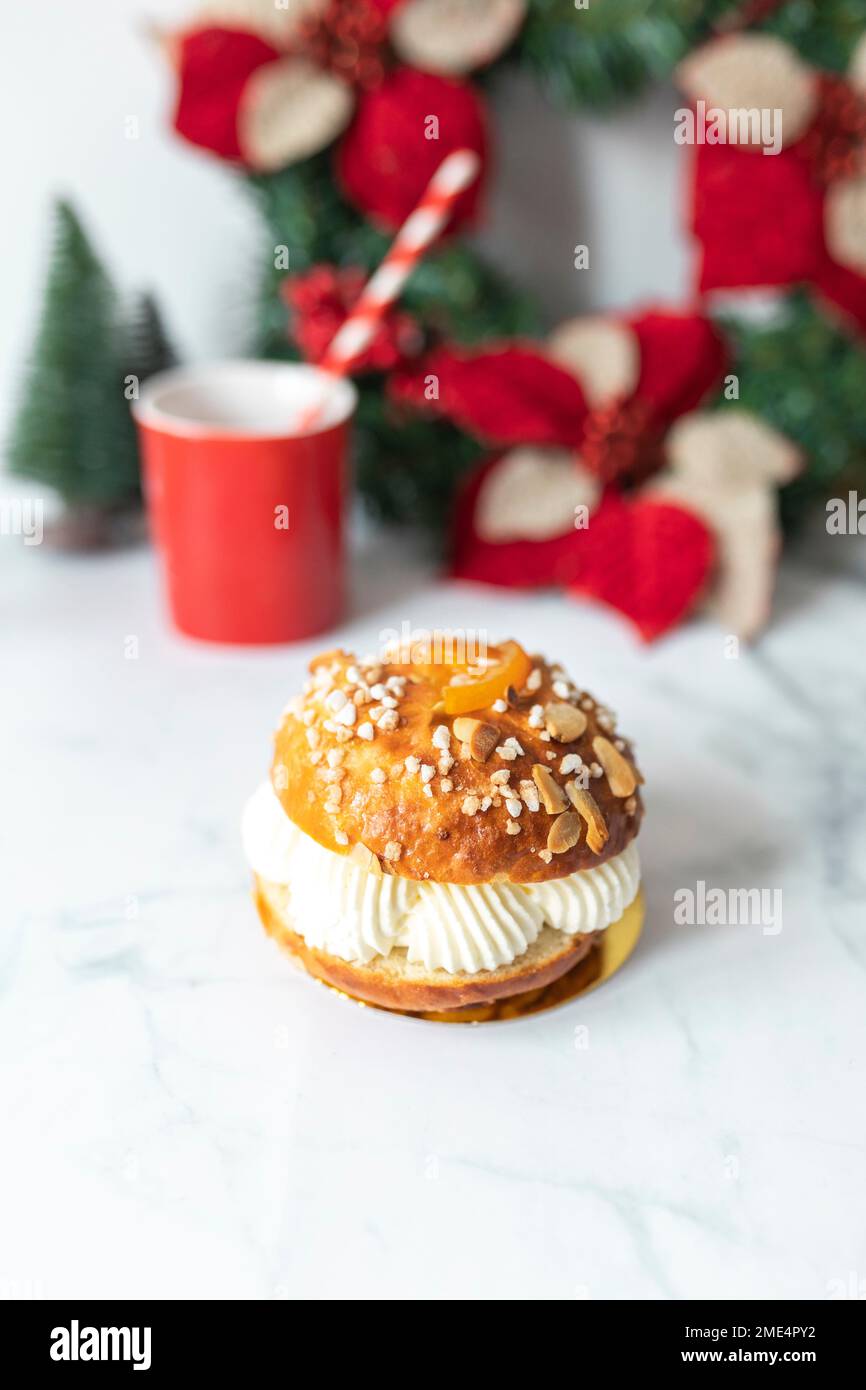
[825,177,866,277]
[677,35,818,149]
[391,0,527,76]
[666,410,801,488]
[475,447,601,543]
[651,409,799,639]
[546,317,640,407]
[650,473,781,640]
[192,0,326,46]
[238,57,354,171]
[849,31,866,94]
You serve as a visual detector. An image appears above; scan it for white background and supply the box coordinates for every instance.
[0,0,690,424]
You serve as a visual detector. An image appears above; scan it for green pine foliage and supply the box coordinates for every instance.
[511,0,737,110]
[712,292,866,528]
[123,291,178,386]
[247,154,538,524]
[749,0,866,72]
[7,200,141,506]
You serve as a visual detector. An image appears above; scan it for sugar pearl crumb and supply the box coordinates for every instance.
[335,830,349,846]
[505,797,522,817]
[405,755,420,774]
[461,795,480,816]
[539,849,553,864]
[492,698,507,713]
[383,841,402,862]
[432,724,451,751]
[370,768,386,784]
[506,820,521,835]
[357,721,374,741]
[440,778,454,793]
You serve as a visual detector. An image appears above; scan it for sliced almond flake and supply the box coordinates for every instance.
[565,782,608,854]
[547,811,582,854]
[532,764,569,813]
[544,701,588,741]
[453,717,499,762]
[592,735,637,797]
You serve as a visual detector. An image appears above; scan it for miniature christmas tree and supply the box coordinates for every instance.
[6,199,140,513]
[123,290,178,387]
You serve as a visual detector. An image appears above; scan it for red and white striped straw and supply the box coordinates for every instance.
[297,148,481,431]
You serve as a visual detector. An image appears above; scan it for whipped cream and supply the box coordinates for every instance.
[243,782,640,974]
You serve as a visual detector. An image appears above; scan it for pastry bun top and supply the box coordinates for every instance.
[272,638,644,885]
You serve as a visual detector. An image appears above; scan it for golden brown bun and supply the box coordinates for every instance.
[254,873,599,1011]
[272,642,644,885]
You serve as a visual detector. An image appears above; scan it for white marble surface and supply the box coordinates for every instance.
[2,520,865,1302]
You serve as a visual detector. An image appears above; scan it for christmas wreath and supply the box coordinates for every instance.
[155,0,866,639]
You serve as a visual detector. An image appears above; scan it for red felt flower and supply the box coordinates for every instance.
[565,493,716,643]
[283,263,422,370]
[679,34,866,334]
[336,67,488,230]
[393,308,725,634]
[390,344,588,444]
[167,1,525,226]
[173,27,283,162]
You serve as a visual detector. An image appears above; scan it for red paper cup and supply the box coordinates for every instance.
[134,361,356,644]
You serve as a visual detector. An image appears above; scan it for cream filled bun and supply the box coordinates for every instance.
[245,638,645,1012]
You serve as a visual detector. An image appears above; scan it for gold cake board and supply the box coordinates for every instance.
[319,891,645,1024]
